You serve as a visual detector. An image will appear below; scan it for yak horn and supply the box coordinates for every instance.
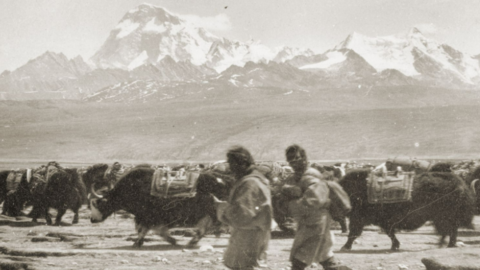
[471,179,479,195]
[211,194,224,204]
[90,184,108,199]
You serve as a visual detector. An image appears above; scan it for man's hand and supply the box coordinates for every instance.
[212,195,229,224]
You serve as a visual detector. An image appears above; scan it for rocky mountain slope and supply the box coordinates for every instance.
[0,4,479,101]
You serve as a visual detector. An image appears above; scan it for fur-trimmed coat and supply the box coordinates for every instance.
[283,168,334,265]
[218,168,272,269]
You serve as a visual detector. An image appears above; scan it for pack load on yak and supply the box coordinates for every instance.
[339,156,476,251]
[367,156,435,204]
[150,167,197,198]
[5,169,27,194]
[375,156,432,174]
[1,169,33,216]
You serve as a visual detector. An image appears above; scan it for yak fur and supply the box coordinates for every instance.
[340,169,475,251]
[90,167,227,247]
[32,168,86,225]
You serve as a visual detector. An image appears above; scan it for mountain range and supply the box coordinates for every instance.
[1,3,479,101]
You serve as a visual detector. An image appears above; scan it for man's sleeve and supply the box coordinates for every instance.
[223,179,264,228]
[300,181,331,209]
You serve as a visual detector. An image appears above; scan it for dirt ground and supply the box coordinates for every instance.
[1,206,480,270]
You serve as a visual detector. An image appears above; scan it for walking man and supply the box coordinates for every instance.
[282,144,351,270]
[216,146,273,270]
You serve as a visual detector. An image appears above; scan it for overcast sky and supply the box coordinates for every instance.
[0,0,479,73]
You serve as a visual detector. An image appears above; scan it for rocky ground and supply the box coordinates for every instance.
[1,206,480,270]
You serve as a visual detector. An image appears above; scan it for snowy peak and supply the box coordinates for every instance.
[205,38,276,72]
[91,3,313,73]
[126,3,181,26]
[115,4,184,40]
[335,32,366,50]
[15,51,91,79]
[219,60,316,89]
[409,27,423,36]
[90,3,220,70]
[272,46,315,63]
[329,28,480,83]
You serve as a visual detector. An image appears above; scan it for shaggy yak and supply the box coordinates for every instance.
[0,170,10,207]
[31,168,87,225]
[81,163,110,200]
[0,169,36,216]
[339,170,476,251]
[463,166,480,214]
[82,163,154,201]
[90,167,228,247]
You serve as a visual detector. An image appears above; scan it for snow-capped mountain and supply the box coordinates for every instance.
[91,4,220,71]
[297,28,480,87]
[129,56,216,82]
[219,61,319,89]
[0,52,93,97]
[90,4,311,73]
[272,47,315,63]
[206,38,274,72]
[1,3,480,101]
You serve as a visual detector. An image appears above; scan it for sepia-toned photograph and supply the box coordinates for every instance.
[1,0,480,269]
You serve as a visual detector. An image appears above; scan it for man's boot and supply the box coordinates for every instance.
[320,256,352,270]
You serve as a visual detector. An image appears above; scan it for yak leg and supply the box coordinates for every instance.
[72,199,81,224]
[31,204,41,222]
[133,223,150,247]
[447,228,458,248]
[30,200,46,222]
[189,215,213,246]
[155,225,177,245]
[439,234,447,247]
[341,217,364,250]
[385,227,400,251]
[72,210,79,224]
[336,217,348,233]
[45,206,52,225]
[54,208,66,226]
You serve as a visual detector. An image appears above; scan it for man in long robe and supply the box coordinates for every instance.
[282,144,351,270]
[216,146,273,270]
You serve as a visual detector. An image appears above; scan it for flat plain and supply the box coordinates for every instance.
[2,86,480,269]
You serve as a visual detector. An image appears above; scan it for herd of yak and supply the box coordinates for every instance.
[1,158,480,251]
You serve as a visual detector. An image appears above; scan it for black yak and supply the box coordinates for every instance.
[463,166,480,214]
[82,163,154,201]
[339,169,475,251]
[0,169,35,216]
[81,163,109,200]
[31,168,87,225]
[90,167,228,247]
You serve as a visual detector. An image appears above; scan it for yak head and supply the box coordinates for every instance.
[83,164,109,192]
[196,172,232,200]
[90,198,114,223]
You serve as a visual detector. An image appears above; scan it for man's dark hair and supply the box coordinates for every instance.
[285,144,307,161]
[227,146,255,167]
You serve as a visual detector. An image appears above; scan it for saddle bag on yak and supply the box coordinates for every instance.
[150,168,198,198]
[6,170,26,192]
[367,170,415,204]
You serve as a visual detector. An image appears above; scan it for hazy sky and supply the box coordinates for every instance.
[1,0,479,73]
